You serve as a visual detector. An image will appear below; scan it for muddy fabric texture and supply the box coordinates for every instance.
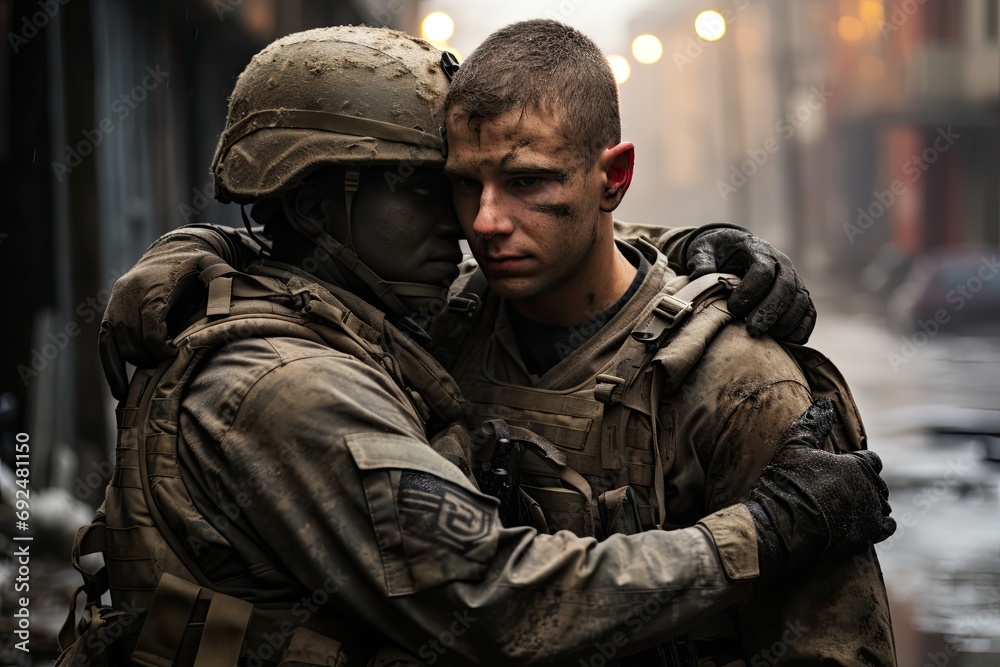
[450,241,896,666]
[92,232,767,666]
[102,225,263,367]
[211,26,450,204]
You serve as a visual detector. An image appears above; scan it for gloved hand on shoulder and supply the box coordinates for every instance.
[683,223,816,344]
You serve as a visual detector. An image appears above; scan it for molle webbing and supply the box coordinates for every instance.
[429,266,490,372]
[64,270,393,667]
[465,274,740,533]
[593,273,738,528]
[66,523,349,667]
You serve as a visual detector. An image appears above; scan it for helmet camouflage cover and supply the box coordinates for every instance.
[211,25,450,204]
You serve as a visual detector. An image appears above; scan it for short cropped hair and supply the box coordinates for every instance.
[444,19,621,165]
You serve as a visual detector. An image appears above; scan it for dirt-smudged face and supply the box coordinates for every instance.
[444,107,623,325]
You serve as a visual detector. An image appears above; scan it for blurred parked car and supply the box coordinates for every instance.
[887,246,1000,335]
[862,242,915,301]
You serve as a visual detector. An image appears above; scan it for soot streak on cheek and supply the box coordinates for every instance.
[531,202,572,219]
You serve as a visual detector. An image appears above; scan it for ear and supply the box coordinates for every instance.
[284,177,345,240]
[600,142,635,213]
[286,181,328,224]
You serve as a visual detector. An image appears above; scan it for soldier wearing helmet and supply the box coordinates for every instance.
[57,26,894,667]
[210,25,463,318]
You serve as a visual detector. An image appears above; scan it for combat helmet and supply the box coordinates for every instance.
[210,25,459,315]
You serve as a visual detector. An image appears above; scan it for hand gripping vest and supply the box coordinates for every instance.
[58,262,461,667]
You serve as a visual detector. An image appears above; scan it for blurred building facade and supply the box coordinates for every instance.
[618,0,999,283]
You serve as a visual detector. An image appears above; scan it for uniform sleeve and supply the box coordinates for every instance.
[672,325,896,666]
[105,225,258,367]
[198,349,759,665]
[613,221,697,274]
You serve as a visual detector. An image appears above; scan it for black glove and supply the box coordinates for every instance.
[682,223,816,344]
[745,398,895,579]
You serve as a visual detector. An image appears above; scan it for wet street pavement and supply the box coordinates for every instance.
[809,292,1000,665]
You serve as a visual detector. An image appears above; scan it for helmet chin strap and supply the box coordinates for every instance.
[283,169,446,317]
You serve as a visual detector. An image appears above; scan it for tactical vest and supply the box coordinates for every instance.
[59,262,460,667]
[434,239,873,667]
[447,241,868,540]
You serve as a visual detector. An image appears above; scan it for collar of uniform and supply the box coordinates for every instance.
[253,260,384,328]
[488,239,684,389]
[252,260,465,423]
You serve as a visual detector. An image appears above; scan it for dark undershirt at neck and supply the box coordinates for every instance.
[508,251,650,377]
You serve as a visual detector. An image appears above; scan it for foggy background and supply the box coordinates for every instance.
[1,0,998,664]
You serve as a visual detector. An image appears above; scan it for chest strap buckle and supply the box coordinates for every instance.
[447,292,482,317]
[594,374,626,405]
[631,294,694,347]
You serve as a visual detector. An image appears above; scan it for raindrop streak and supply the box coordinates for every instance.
[32,149,36,163]
[195,27,199,40]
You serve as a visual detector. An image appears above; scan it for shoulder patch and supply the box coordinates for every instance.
[398,472,494,554]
